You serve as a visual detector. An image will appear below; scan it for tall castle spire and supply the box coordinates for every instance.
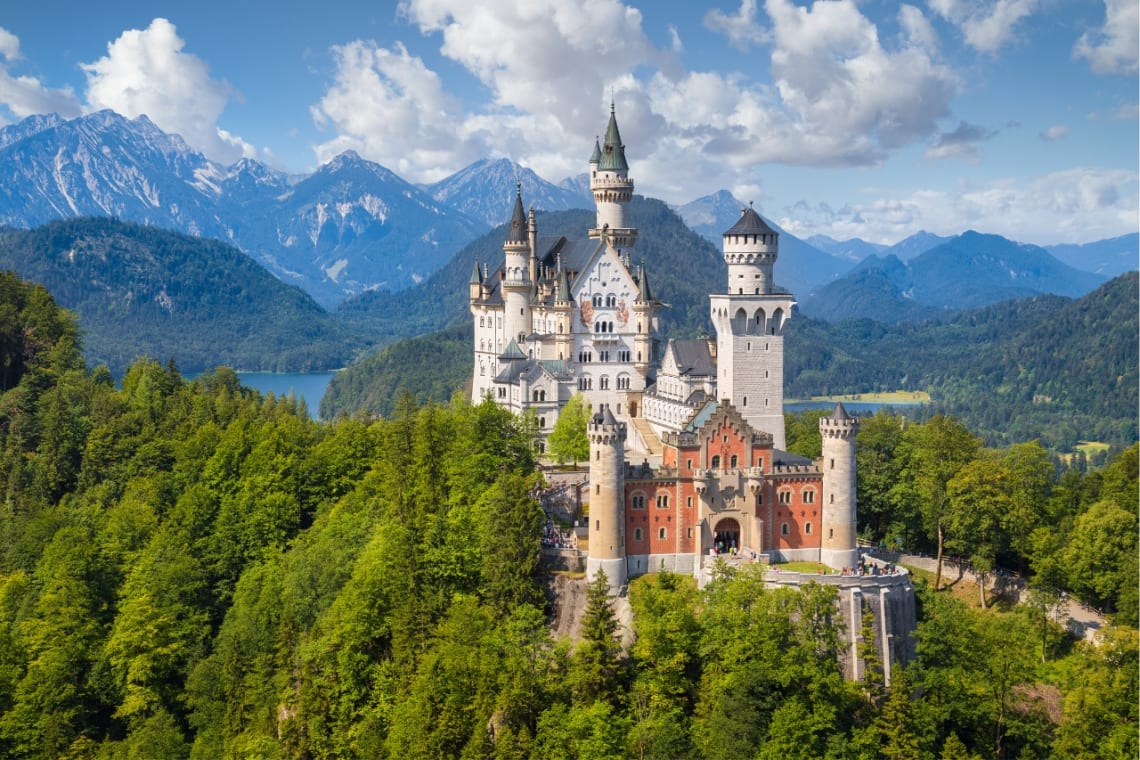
[589,102,637,251]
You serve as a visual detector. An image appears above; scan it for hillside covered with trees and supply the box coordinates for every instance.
[0,218,364,375]
[0,272,1135,758]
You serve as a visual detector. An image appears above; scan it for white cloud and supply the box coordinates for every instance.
[777,167,1139,245]
[766,0,958,152]
[0,26,82,123]
[311,40,490,182]
[80,18,253,163]
[0,27,20,61]
[703,0,770,50]
[1040,124,1068,141]
[927,0,1039,54]
[1073,0,1139,75]
[924,120,997,159]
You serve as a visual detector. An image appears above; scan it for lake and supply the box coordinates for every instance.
[236,372,335,420]
[785,400,926,415]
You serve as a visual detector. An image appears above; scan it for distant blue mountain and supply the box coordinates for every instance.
[805,234,886,262]
[673,190,856,298]
[881,231,953,261]
[1045,233,1139,278]
[801,230,1108,322]
[0,111,486,307]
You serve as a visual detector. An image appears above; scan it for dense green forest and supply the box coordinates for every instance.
[0,219,365,375]
[0,271,1136,758]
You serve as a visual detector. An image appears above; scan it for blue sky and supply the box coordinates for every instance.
[0,0,1136,245]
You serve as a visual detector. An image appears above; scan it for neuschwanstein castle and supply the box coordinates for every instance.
[469,106,868,591]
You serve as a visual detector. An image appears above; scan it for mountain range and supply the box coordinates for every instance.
[1,111,1134,314]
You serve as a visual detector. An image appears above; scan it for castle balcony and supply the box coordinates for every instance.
[590,333,621,345]
[501,277,531,288]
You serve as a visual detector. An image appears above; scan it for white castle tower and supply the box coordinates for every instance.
[501,185,532,347]
[588,103,637,252]
[586,406,627,588]
[819,403,859,570]
[709,205,795,449]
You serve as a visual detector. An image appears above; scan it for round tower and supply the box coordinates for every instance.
[589,104,637,251]
[819,403,859,571]
[708,205,795,449]
[502,185,532,346]
[586,406,627,588]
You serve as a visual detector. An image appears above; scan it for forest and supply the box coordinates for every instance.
[0,271,1136,758]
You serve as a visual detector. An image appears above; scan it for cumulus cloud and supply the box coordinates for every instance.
[81,18,253,163]
[1073,0,1139,75]
[777,167,1139,244]
[1039,124,1068,141]
[703,0,770,50]
[925,120,998,159]
[0,26,82,123]
[927,0,1039,54]
[311,40,490,182]
[307,0,960,200]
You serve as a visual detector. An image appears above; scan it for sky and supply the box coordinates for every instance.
[0,0,1136,245]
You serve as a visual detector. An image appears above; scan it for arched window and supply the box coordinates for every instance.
[658,527,667,540]
[711,455,721,469]
[634,528,643,541]
[781,523,789,536]
[592,294,602,307]
[805,522,813,535]
[730,455,738,469]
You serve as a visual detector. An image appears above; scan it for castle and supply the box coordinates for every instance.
[470,104,861,583]
[471,105,915,676]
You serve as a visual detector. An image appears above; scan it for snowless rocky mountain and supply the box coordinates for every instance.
[0,111,486,307]
[426,157,592,227]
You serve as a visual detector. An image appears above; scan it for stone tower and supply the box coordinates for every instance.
[501,185,532,347]
[819,403,859,570]
[588,104,637,252]
[708,205,795,449]
[586,406,627,588]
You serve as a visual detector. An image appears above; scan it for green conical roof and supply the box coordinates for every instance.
[505,184,528,243]
[598,105,629,172]
[557,267,572,302]
[470,258,483,285]
[589,137,602,163]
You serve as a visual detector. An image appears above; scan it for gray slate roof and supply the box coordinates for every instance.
[725,206,777,237]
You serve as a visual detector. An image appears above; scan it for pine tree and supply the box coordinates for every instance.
[570,571,623,704]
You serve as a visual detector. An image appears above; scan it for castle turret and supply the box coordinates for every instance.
[819,403,859,570]
[554,267,574,362]
[502,184,533,347]
[586,406,627,588]
[709,205,795,448]
[589,104,637,251]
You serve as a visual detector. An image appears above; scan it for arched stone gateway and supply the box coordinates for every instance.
[714,517,741,554]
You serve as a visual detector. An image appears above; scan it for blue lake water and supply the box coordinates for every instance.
[236,372,336,420]
[785,400,926,415]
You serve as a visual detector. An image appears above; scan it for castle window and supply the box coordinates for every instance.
[596,519,600,531]
[803,490,815,504]
[830,458,835,469]
[687,527,693,539]
[632,494,646,509]
[711,455,720,469]
[805,522,812,535]
[634,528,643,541]
[829,528,834,539]
[592,294,602,307]
[656,494,669,508]
[743,396,748,407]
[781,522,789,536]
[686,459,692,470]
[539,417,546,428]
[599,376,610,390]
[830,494,835,504]
[658,527,667,540]
[596,451,600,461]
[596,484,600,494]
[730,455,738,468]
[606,294,616,307]
[687,496,692,507]
[779,490,792,505]
[480,317,485,327]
